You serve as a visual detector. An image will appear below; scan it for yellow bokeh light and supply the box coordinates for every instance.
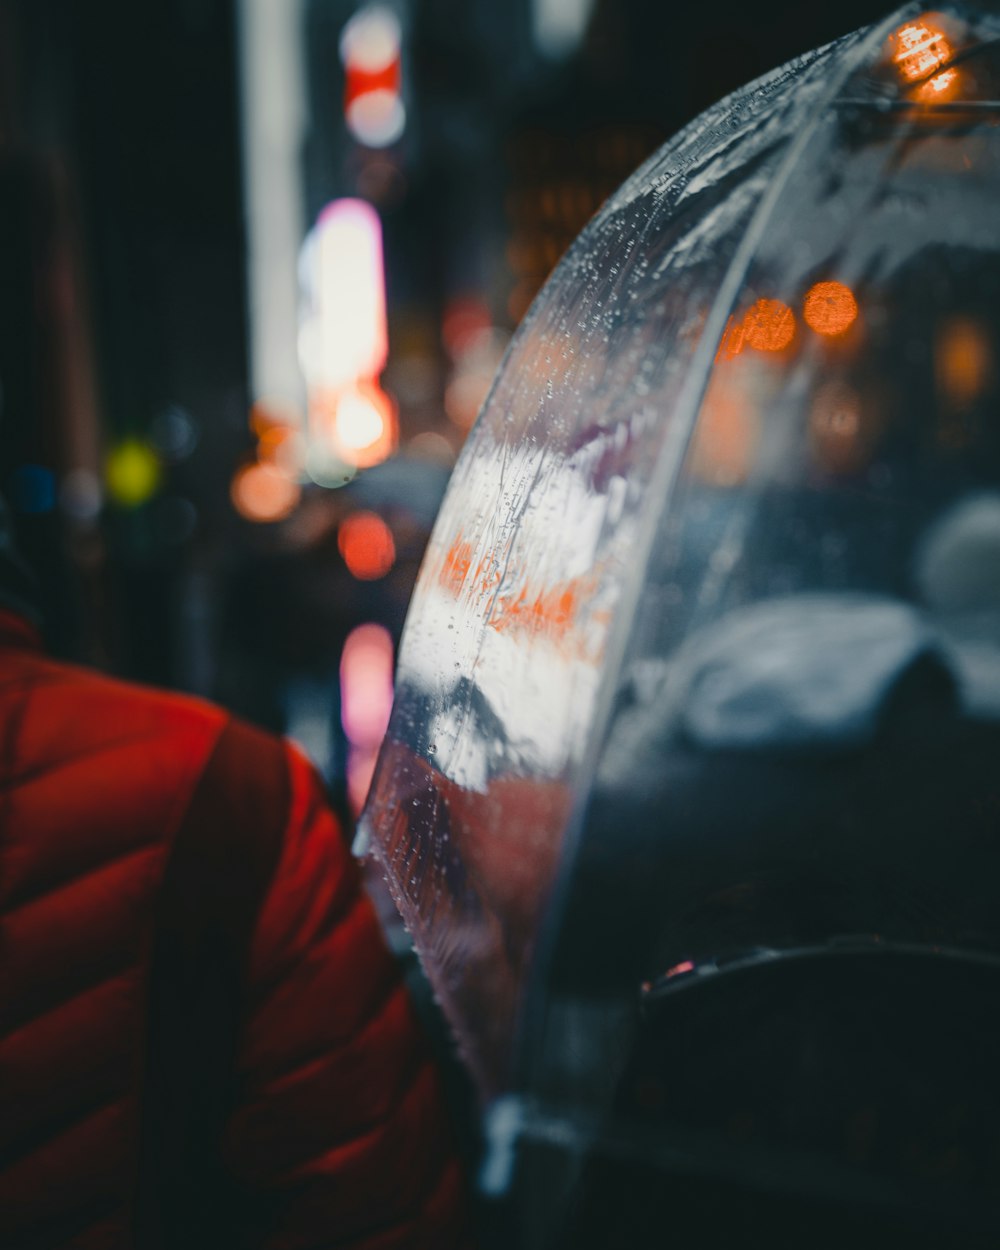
[105,440,161,508]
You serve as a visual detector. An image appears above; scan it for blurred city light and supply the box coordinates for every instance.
[920,67,959,98]
[445,369,494,429]
[10,465,56,515]
[304,443,358,488]
[810,381,866,474]
[337,386,387,449]
[356,153,408,205]
[716,299,795,361]
[311,379,398,468]
[890,20,952,82]
[250,397,302,436]
[340,622,394,814]
[230,461,301,522]
[936,317,993,408]
[105,440,162,509]
[532,0,597,59]
[297,196,397,472]
[803,281,859,337]
[238,0,307,417]
[691,376,758,486]
[442,296,494,360]
[340,6,405,149]
[340,5,401,72]
[347,91,407,149]
[150,406,199,462]
[256,420,306,479]
[338,509,396,579]
[60,468,103,522]
[299,199,388,390]
[715,313,747,362]
[742,298,796,352]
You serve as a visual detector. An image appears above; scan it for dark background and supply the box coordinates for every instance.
[0,0,889,797]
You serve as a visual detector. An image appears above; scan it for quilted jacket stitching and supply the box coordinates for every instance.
[271,1052,438,1185]
[3,730,203,790]
[0,1080,133,1174]
[259,977,410,1096]
[0,962,137,1047]
[2,840,165,922]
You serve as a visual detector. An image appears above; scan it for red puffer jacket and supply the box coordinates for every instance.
[0,611,470,1250]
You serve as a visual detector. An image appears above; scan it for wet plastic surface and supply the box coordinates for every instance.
[360,11,1000,1223]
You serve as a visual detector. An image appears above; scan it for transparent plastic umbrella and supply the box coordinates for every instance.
[359,2,1000,1238]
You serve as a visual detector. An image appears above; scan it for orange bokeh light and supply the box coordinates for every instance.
[919,67,959,99]
[338,510,396,580]
[310,380,399,469]
[691,377,758,487]
[715,313,746,362]
[892,21,952,82]
[257,422,305,478]
[936,317,993,408]
[250,399,301,437]
[716,300,794,362]
[803,281,859,337]
[742,298,796,352]
[231,462,301,523]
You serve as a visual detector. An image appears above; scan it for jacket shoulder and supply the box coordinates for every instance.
[3,652,228,761]
[0,653,230,913]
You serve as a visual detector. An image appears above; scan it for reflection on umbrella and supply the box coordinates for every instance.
[361,5,1000,1244]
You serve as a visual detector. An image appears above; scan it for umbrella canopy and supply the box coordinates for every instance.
[360,2,1000,1236]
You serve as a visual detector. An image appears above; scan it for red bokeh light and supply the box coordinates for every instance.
[338,510,396,580]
